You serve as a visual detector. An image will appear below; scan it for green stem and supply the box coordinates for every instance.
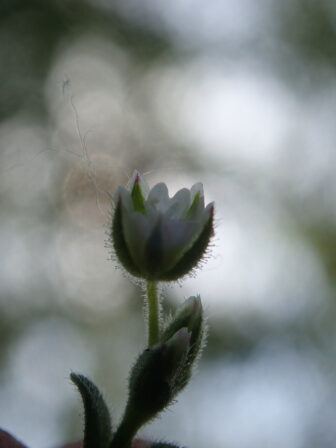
[110,416,137,448]
[147,281,160,347]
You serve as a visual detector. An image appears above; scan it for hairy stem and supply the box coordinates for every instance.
[110,416,137,448]
[146,281,160,347]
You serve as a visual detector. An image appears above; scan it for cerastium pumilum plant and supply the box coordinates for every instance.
[71,171,215,448]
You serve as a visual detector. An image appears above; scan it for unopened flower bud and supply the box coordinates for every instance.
[111,171,214,281]
[120,328,191,435]
[162,296,202,343]
[161,328,191,381]
[162,296,204,391]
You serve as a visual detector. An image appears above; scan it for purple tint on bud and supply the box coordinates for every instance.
[165,328,191,354]
[165,328,190,364]
[185,296,202,338]
[182,295,202,325]
[161,296,203,346]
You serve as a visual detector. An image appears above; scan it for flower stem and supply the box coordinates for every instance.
[110,415,137,448]
[146,281,160,347]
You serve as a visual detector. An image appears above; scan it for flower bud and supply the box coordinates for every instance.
[111,171,214,281]
[162,328,191,381]
[162,296,203,343]
[161,296,204,391]
[121,328,191,433]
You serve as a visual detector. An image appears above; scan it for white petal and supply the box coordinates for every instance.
[190,183,204,202]
[166,188,191,220]
[204,201,214,216]
[185,184,205,220]
[191,183,205,210]
[146,183,170,213]
[114,186,132,210]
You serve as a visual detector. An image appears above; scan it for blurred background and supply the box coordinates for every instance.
[1,0,336,447]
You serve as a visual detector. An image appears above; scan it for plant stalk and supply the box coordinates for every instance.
[146,281,160,347]
[110,416,137,448]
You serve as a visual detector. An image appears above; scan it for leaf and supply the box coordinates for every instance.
[70,373,112,448]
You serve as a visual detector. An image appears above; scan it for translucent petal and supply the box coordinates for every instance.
[190,183,204,202]
[185,183,205,220]
[114,186,132,210]
[166,188,191,220]
[146,183,170,213]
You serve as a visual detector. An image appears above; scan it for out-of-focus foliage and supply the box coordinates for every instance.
[1,1,336,447]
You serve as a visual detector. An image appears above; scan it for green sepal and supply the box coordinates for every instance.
[112,200,142,277]
[70,373,112,448]
[185,191,201,219]
[161,208,214,281]
[131,179,146,214]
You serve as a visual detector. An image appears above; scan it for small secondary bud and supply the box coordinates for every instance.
[162,295,204,389]
[162,296,203,343]
[161,328,191,381]
[119,328,191,436]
